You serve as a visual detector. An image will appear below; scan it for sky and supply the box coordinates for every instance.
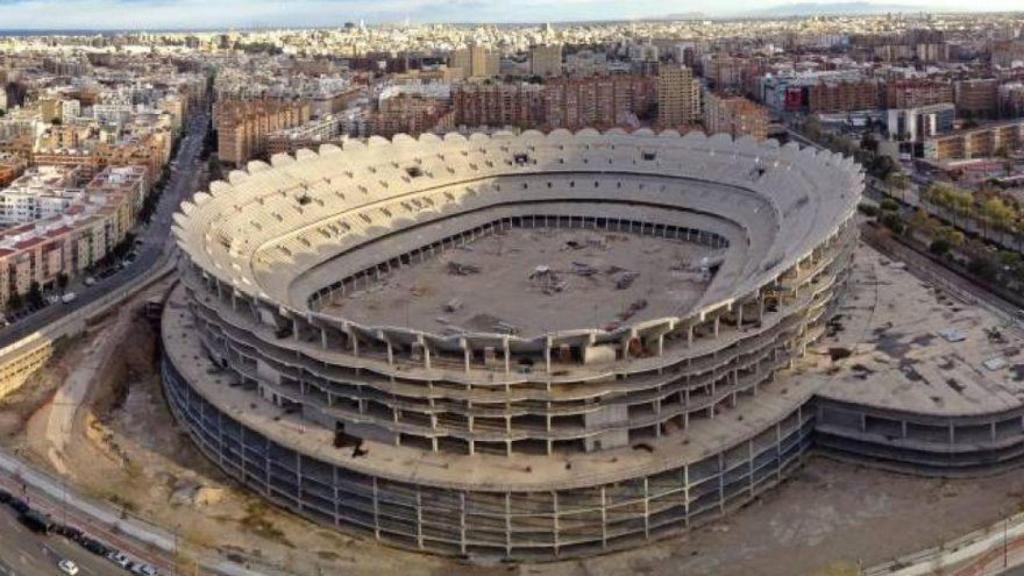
[0,0,1020,30]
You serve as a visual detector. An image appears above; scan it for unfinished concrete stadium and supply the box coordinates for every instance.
[162,128,885,561]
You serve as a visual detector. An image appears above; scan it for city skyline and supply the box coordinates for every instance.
[0,0,1022,30]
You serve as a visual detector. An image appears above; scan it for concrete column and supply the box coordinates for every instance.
[332,466,340,527]
[553,491,561,554]
[643,477,650,539]
[717,453,726,514]
[372,477,381,538]
[747,439,755,497]
[544,338,552,374]
[320,328,328,350]
[683,465,691,528]
[775,423,783,481]
[713,315,720,338]
[503,338,511,375]
[416,490,424,548]
[600,486,608,549]
[459,492,467,554]
[505,487,512,557]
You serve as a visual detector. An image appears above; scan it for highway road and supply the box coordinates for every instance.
[0,111,208,349]
[0,501,111,576]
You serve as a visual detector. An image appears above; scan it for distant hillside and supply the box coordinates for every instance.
[654,12,710,21]
[739,2,924,17]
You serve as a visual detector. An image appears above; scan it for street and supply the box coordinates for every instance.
[0,112,208,349]
[0,503,111,576]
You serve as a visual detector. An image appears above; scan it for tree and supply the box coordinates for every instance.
[935,225,965,250]
[929,238,952,256]
[999,250,1024,280]
[926,183,974,226]
[8,291,22,311]
[886,171,910,192]
[27,281,43,308]
[880,212,905,235]
[968,254,999,281]
[858,203,879,217]
[909,209,939,237]
[981,196,1017,233]
[57,273,69,292]
[804,116,823,142]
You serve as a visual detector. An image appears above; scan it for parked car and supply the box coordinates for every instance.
[54,524,83,539]
[61,292,77,304]
[19,509,53,534]
[81,537,111,556]
[8,498,29,514]
[132,563,159,576]
[107,551,132,569]
[84,276,97,287]
[58,559,80,575]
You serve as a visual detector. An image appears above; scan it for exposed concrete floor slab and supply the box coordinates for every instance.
[324,228,719,337]
[816,245,1024,416]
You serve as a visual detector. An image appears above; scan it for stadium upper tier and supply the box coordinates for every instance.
[172,129,862,347]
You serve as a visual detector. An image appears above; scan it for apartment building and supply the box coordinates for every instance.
[450,82,544,129]
[544,75,656,130]
[0,166,86,226]
[999,82,1024,118]
[0,153,27,187]
[806,79,881,113]
[884,79,953,109]
[658,65,700,128]
[266,114,344,154]
[214,99,312,166]
[0,164,149,311]
[530,45,563,78]
[703,92,769,140]
[953,78,999,119]
[886,102,956,143]
[449,45,500,80]
[923,119,1024,161]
